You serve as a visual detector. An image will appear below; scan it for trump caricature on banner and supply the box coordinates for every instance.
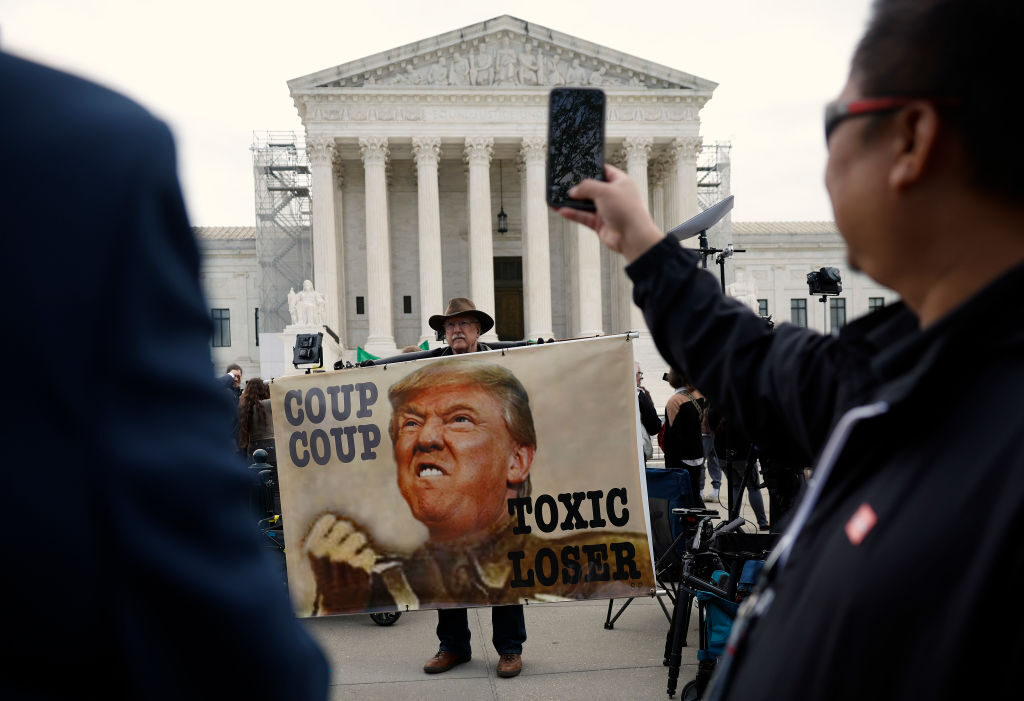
[271,335,655,616]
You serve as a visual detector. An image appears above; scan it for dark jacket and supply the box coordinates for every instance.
[628,237,1024,700]
[663,393,705,465]
[1,52,327,700]
[637,387,662,437]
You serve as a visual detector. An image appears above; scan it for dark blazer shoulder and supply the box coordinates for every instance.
[1,51,157,134]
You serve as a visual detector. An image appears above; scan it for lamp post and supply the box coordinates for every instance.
[496,159,508,234]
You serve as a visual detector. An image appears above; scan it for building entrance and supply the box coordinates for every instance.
[493,256,524,341]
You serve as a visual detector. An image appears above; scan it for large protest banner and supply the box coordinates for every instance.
[271,334,655,617]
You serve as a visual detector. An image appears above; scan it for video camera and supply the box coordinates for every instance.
[292,332,323,370]
[806,266,842,295]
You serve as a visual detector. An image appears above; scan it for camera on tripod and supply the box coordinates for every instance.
[806,266,842,296]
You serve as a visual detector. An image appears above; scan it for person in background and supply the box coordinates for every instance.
[662,368,707,508]
[711,409,770,531]
[699,391,724,503]
[220,363,243,400]
[635,362,661,464]
[238,377,273,464]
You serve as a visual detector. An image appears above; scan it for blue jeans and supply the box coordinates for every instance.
[437,605,526,656]
[701,434,723,491]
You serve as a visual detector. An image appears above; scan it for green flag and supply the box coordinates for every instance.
[418,340,429,350]
[356,347,379,363]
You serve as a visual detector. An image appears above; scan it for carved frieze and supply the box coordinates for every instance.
[610,104,698,121]
[316,32,687,90]
[298,94,703,126]
[303,102,426,122]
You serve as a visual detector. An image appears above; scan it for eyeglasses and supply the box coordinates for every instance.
[444,320,478,332]
[823,97,920,144]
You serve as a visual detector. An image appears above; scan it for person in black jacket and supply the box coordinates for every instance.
[661,367,708,507]
[635,362,662,463]
[1,51,328,699]
[556,1,1024,698]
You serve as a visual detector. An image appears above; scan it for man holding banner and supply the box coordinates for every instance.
[419,298,527,677]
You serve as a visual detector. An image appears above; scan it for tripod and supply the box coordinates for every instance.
[723,444,768,528]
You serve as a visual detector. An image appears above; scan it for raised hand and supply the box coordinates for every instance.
[304,514,377,614]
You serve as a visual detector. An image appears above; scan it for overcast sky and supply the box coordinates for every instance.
[1,0,872,226]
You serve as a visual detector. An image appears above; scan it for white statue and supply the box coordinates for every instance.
[427,58,448,85]
[470,47,494,85]
[727,270,760,314]
[517,49,540,86]
[564,58,587,85]
[545,55,564,85]
[496,37,518,85]
[448,52,470,86]
[288,280,327,327]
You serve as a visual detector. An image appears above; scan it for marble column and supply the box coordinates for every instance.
[520,136,553,340]
[464,137,498,340]
[359,136,396,356]
[517,155,530,332]
[412,137,443,346]
[307,136,341,336]
[669,136,703,250]
[650,157,667,233]
[663,150,680,233]
[331,152,347,343]
[621,136,653,332]
[576,221,603,337]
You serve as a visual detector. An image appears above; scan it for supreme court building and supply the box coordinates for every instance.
[286,14,714,361]
[203,15,895,404]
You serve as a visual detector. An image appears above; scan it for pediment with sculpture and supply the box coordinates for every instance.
[289,15,716,93]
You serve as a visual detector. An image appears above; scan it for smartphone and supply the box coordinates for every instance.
[546,87,606,212]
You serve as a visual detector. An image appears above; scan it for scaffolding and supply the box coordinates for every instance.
[697,141,731,211]
[696,141,733,253]
[252,131,313,334]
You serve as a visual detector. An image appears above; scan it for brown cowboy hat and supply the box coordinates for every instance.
[428,297,495,334]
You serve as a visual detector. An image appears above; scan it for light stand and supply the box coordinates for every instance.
[666,196,742,293]
[668,196,765,521]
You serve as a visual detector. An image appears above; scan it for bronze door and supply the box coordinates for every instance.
[493,257,524,341]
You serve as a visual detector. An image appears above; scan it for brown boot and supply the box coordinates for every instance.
[496,653,522,678]
[423,650,471,674]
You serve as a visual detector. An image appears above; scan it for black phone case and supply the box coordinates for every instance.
[546,87,606,212]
